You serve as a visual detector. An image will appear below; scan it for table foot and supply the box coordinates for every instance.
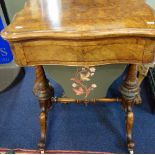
[38,139,45,153]
[128,140,135,154]
[124,101,135,154]
[40,149,45,154]
[129,150,134,154]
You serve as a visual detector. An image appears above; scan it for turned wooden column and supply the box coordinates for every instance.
[120,64,139,154]
[33,65,54,153]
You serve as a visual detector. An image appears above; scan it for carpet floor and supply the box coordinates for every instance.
[0,67,155,154]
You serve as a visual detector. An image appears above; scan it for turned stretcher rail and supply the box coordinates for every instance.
[51,97,122,104]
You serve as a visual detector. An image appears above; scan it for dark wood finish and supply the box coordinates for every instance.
[1,0,155,153]
[33,66,54,152]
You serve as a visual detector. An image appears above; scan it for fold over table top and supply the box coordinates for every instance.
[1,0,155,66]
[2,0,155,41]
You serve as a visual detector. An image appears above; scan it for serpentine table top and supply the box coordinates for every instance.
[1,0,155,66]
[1,0,155,154]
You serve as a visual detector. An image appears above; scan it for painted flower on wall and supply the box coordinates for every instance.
[70,67,97,98]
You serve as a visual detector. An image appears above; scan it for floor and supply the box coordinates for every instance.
[0,67,155,154]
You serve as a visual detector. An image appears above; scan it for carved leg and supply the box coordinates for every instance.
[125,100,135,154]
[120,64,139,154]
[33,66,54,153]
[135,64,152,104]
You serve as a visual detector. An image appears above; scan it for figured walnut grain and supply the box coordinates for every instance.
[2,0,155,41]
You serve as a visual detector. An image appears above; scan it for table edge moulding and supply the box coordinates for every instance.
[1,0,155,154]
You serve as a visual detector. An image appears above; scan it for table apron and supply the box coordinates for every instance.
[10,37,155,66]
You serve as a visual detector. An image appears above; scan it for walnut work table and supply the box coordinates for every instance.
[1,0,155,154]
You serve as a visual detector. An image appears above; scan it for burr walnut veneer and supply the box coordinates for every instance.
[1,0,155,153]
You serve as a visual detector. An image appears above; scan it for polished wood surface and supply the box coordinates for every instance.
[1,0,155,66]
[51,97,122,104]
[10,37,155,66]
[1,0,155,153]
[33,66,54,152]
[120,64,139,153]
[2,0,155,41]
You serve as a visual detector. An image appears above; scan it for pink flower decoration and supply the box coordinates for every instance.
[72,87,84,96]
[70,67,97,98]
[85,87,91,97]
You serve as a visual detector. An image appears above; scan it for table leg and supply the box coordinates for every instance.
[120,64,139,154]
[33,65,54,153]
[135,64,152,104]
